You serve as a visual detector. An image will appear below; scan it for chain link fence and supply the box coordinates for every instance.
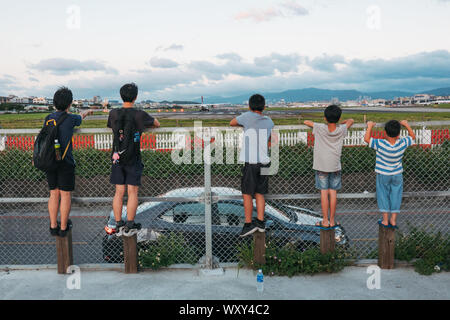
[0,121,449,267]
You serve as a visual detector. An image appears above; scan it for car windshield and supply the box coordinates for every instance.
[264,204,291,223]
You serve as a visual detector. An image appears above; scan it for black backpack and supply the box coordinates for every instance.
[33,112,70,172]
[112,108,140,165]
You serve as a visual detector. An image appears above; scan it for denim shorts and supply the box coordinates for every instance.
[315,171,342,190]
[376,173,403,213]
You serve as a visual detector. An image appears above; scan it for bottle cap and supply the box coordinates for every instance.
[258,269,262,272]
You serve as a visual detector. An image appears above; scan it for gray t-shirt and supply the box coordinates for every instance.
[312,123,348,172]
[236,111,274,164]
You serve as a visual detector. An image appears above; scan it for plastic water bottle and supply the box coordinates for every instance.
[134,132,140,143]
[256,269,264,292]
[54,139,61,161]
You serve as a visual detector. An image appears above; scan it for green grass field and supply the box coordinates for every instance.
[1,110,450,129]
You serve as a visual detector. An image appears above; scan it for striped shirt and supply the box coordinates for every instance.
[369,136,414,175]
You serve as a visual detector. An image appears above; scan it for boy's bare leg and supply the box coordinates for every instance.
[320,190,330,226]
[126,185,139,221]
[59,190,72,230]
[48,189,60,228]
[329,189,337,226]
[254,193,265,221]
[113,185,126,222]
[242,194,253,223]
[381,212,389,226]
[389,213,397,226]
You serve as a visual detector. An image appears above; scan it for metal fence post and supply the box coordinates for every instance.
[203,127,213,269]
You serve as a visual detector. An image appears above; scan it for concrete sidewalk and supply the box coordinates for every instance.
[0,266,449,300]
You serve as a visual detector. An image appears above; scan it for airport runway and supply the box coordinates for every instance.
[87,106,450,120]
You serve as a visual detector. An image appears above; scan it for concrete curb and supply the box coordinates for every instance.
[0,260,415,273]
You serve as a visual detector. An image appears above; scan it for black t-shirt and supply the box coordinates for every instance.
[107,108,155,133]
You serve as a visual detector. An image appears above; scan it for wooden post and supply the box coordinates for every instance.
[123,234,138,273]
[378,225,395,269]
[320,229,335,254]
[56,230,73,274]
[253,232,266,265]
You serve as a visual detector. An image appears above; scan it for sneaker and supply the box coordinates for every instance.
[49,222,60,237]
[123,221,142,237]
[239,222,258,237]
[114,220,126,237]
[58,219,73,237]
[253,218,266,232]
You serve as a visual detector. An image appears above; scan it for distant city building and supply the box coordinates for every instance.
[413,94,432,104]
[93,96,102,104]
[9,96,32,104]
[32,97,47,104]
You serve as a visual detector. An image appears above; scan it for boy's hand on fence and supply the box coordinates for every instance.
[400,120,416,140]
[364,121,375,144]
[80,110,93,119]
[303,120,314,128]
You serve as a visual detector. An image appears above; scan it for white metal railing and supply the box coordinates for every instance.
[0,121,449,151]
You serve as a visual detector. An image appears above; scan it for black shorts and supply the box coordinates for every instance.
[241,163,270,196]
[110,161,144,186]
[46,162,75,191]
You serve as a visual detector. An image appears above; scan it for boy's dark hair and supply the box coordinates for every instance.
[324,104,342,123]
[249,94,265,111]
[385,120,401,137]
[53,87,73,111]
[120,83,138,103]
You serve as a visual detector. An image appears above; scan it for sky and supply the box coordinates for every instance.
[1,0,450,101]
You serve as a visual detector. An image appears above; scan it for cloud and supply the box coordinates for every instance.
[216,53,242,62]
[156,44,184,52]
[0,75,20,96]
[28,58,118,75]
[149,57,180,69]
[12,50,450,101]
[235,1,308,22]
[308,54,347,72]
[189,53,303,79]
[280,1,309,16]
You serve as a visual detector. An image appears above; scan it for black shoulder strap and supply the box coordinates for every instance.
[56,112,69,127]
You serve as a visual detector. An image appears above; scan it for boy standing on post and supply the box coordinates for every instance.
[230,94,274,237]
[364,120,415,228]
[304,105,354,228]
[44,87,92,237]
[107,83,160,236]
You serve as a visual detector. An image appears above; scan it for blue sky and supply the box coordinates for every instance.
[1,0,450,100]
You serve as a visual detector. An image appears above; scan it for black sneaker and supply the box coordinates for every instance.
[253,218,266,232]
[123,221,142,237]
[114,220,126,236]
[58,219,73,237]
[49,222,60,237]
[239,222,258,237]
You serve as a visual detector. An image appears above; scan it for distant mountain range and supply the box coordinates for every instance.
[200,86,450,104]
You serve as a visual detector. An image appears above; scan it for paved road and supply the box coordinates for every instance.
[1,201,448,265]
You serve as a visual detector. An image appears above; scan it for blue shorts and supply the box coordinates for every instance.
[376,173,403,213]
[315,171,342,190]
